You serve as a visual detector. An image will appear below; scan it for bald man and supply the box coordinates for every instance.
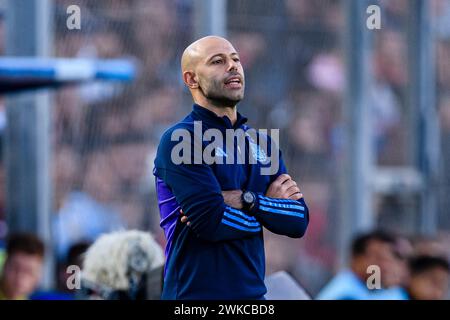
[180,36,245,120]
[154,36,309,300]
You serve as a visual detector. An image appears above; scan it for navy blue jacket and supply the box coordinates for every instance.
[154,104,309,299]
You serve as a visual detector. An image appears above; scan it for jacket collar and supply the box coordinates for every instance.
[192,104,248,129]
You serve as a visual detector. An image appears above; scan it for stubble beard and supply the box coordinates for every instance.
[200,79,244,108]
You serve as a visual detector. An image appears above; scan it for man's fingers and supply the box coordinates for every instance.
[269,174,292,194]
[281,180,297,191]
[180,216,191,226]
[286,185,300,197]
[275,174,291,185]
[289,192,303,201]
[180,209,191,226]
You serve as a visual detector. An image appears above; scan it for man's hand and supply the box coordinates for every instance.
[180,209,190,226]
[222,190,243,210]
[265,174,303,200]
[180,176,302,226]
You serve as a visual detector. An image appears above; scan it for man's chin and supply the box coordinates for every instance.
[226,92,244,104]
[224,98,243,107]
[208,95,244,107]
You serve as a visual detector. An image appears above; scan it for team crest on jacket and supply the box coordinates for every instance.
[215,147,228,158]
[248,140,267,163]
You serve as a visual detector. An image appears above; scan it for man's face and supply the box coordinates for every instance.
[409,267,449,300]
[2,252,43,298]
[194,40,245,106]
[355,240,398,287]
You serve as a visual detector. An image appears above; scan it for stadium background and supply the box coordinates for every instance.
[0,0,449,297]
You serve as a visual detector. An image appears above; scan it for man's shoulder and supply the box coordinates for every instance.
[241,125,275,142]
[158,115,196,144]
[316,270,369,300]
[154,114,197,169]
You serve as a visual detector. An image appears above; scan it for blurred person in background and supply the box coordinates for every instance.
[0,233,45,300]
[53,150,125,260]
[30,241,91,300]
[130,0,179,88]
[389,235,414,288]
[0,161,7,242]
[412,234,450,259]
[316,230,408,300]
[372,30,408,166]
[56,241,91,296]
[439,95,450,229]
[405,255,449,300]
[0,9,4,53]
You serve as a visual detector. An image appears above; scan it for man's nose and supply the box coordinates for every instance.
[227,59,238,72]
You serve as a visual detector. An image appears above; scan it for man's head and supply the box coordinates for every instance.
[407,255,449,300]
[0,233,45,299]
[350,230,399,288]
[181,36,245,108]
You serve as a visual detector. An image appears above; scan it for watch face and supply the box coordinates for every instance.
[243,191,254,204]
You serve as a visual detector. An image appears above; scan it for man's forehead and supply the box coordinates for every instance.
[199,41,238,58]
[10,251,43,260]
[181,36,238,71]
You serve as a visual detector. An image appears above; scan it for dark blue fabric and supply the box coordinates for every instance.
[154,104,309,300]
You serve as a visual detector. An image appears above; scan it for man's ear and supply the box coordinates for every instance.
[183,71,199,89]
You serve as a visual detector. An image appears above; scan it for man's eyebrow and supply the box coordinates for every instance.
[206,52,239,62]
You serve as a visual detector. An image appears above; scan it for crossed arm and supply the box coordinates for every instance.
[221,173,304,207]
[156,129,308,241]
[181,174,309,238]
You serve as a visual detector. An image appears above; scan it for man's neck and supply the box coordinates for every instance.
[350,262,368,284]
[195,99,237,125]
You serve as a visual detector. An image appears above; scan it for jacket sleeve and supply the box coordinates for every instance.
[250,194,309,238]
[154,129,262,242]
[248,135,309,238]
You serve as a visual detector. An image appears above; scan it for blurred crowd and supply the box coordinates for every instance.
[0,0,449,298]
[316,230,449,300]
[0,229,447,300]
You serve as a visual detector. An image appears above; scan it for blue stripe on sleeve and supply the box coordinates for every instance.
[223,212,260,227]
[221,219,262,232]
[259,199,304,211]
[225,206,257,221]
[259,205,305,218]
[258,194,301,205]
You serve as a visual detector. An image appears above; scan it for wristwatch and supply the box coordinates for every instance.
[241,190,256,212]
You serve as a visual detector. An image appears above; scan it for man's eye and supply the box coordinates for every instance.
[212,59,223,64]
[233,58,240,62]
